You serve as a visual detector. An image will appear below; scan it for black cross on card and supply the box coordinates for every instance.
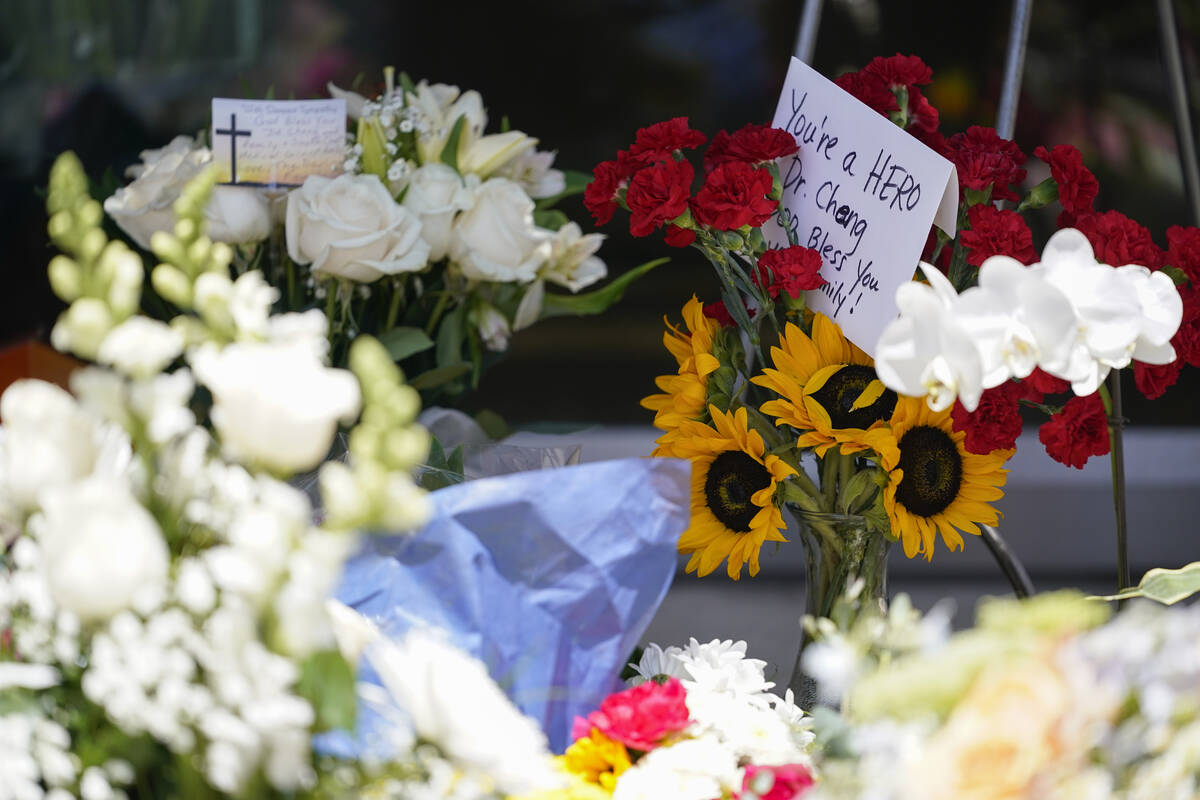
[214,113,252,184]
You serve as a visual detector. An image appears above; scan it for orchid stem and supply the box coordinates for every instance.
[1099,375,1131,594]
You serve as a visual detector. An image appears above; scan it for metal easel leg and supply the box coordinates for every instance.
[1156,0,1200,226]
[793,0,824,65]
[995,0,1034,140]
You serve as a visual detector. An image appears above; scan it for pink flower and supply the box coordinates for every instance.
[740,764,815,799]
[570,677,691,752]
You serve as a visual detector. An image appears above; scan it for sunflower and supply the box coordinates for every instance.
[862,396,1012,560]
[641,296,722,457]
[752,313,897,456]
[673,406,797,580]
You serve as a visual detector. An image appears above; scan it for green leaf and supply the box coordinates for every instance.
[378,326,435,361]
[435,303,467,369]
[535,170,593,209]
[500,115,511,133]
[440,115,468,172]
[296,650,357,732]
[357,116,389,180]
[419,437,466,490]
[540,258,668,319]
[409,362,472,390]
[533,208,570,231]
[1162,265,1189,287]
[398,71,417,96]
[1092,561,1200,605]
[264,84,276,100]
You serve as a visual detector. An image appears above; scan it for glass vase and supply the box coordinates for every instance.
[786,506,892,706]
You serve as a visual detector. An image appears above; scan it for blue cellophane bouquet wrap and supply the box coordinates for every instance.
[334,456,690,751]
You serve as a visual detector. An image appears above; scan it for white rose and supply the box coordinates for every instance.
[97,317,184,378]
[450,178,551,283]
[37,478,168,622]
[190,341,361,474]
[286,173,431,283]
[0,381,98,512]
[401,164,476,261]
[542,222,607,292]
[103,136,271,249]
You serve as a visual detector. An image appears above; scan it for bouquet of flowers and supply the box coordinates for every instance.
[584,53,1198,696]
[97,69,660,407]
[2,153,563,798]
[555,638,814,800]
[800,591,1200,800]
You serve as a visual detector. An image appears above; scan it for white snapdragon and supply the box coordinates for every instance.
[366,628,557,796]
[97,317,184,378]
[36,478,168,622]
[190,340,361,474]
[0,380,99,513]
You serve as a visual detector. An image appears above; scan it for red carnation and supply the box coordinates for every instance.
[691,161,777,231]
[834,71,899,117]
[1038,393,1110,469]
[616,147,654,177]
[628,117,707,162]
[740,764,815,800]
[960,204,1037,267]
[1022,367,1070,399]
[756,246,826,299]
[1166,225,1200,285]
[704,299,742,327]
[1033,144,1099,227]
[951,381,1024,455]
[584,160,624,226]
[1074,209,1164,270]
[947,126,1027,203]
[863,53,933,89]
[1173,284,1200,366]
[571,677,691,752]
[1134,359,1183,400]
[626,159,694,237]
[664,224,696,248]
[705,123,799,171]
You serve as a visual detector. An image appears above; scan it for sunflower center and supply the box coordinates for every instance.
[810,365,897,430]
[704,451,771,532]
[895,424,963,517]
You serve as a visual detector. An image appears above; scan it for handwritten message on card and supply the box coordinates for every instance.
[211,98,346,187]
[764,58,958,356]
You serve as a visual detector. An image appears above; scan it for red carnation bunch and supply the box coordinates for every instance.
[1074,209,1165,269]
[571,677,691,752]
[756,246,826,299]
[863,53,934,90]
[583,160,626,225]
[691,162,777,231]
[834,54,943,151]
[1038,393,1111,468]
[951,381,1025,455]
[959,204,1037,267]
[833,72,899,117]
[1034,144,1099,227]
[1022,367,1071,398]
[628,117,707,162]
[1166,225,1200,284]
[947,126,1027,203]
[705,123,800,171]
[626,159,694,237]
[1134,284,1200,398]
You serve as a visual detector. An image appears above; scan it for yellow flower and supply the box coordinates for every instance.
[753,314,896,456]
[862,397,1011,560]
[673,406,797,580]
[641,296,721,457]
[561,729,632,793]
[513,760,613,800]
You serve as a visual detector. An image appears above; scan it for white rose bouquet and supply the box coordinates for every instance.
[101,70,662,408]
[1,153,560,798]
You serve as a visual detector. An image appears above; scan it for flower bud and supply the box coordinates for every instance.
[383,426,430,470]
[56,298,114,360]
[150,231,187,267]
[48,256,82,301]
[152,264,193,307]
[79,228,107,264]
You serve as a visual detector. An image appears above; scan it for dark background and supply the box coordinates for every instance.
[2,0,1198,425]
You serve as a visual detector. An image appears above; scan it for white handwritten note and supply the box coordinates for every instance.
[211,98,346,187]
[764,58,958,356]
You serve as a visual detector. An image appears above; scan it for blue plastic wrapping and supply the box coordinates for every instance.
[334,456,691,752]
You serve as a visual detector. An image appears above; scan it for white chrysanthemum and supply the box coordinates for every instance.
[611,734,741,800]
[676,637,774,698]
[627,643,688,686]
[366,628,557,796]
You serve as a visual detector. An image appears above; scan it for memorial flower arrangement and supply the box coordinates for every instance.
[99,70,660,408]
[2,153,563,798]
[554,638,815,800]
[798,591,1200,800]
[587,53,1198,696]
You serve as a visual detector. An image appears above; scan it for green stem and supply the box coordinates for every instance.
[1099,376,1130,592]
[820,450,839,511]
[385,282,403,331]
[424,291,451,336]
